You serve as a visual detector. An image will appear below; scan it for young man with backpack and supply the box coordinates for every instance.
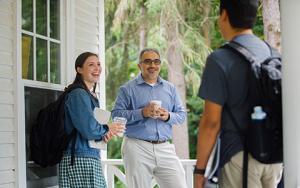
[194,0,283,188]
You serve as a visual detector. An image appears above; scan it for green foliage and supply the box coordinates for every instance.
[253,3,264,38]
[187,93,204,159]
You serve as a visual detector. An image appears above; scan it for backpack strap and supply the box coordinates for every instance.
[70,129,77,166]
[224,41,257,64]
[225,40,280,64]
[263,41,281,59]
[225,105,248,188]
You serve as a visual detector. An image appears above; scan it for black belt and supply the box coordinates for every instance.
[143,140,167,144]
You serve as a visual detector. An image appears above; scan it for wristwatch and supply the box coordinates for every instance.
[193,166,206,175]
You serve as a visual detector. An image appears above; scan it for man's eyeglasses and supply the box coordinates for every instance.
[141,59,161,65]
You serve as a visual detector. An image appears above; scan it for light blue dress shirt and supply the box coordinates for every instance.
[112,74,186,141]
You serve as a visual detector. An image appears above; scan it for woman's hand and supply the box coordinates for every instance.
[103,130,114,142]
[108,122,125,137]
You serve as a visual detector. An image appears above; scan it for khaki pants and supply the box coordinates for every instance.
[219,151,283,188]
[121,136,187,188]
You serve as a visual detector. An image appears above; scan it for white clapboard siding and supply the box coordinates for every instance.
[75,13,98,28]
[0,104,14,118]
[0,183,14,188]
[0,132,14,144]
[74,0,100,54]
[76,38,99,53]
[0,171,14,185]
[76,27,99,42]
[85,0,98,6]
[75,21,99,36]
[0,13,12,31]
[0,157,15,171]
[0,52,13,66]
[0,119,14,131]
[0,0,13,14]
[0,26,13,39]
[0,65,13,79]
[0,79,13,92]
[0,38,13,53]
[0,144,14,157]
[76,0,98,16]
[75,18,98,37]
[0,91,13,104]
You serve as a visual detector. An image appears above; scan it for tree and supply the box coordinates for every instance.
[163,4,190,158]
[261,0,281,51]
[200,0,212,47]
[139,1,147,50]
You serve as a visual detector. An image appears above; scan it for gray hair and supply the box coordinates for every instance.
[138,48,160,63]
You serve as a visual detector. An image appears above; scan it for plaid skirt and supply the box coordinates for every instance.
[59,156,107,188]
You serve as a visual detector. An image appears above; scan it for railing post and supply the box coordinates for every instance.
[106,166,115,188]
[185,163,194,188]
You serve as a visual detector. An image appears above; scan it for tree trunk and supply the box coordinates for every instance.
[201,0,211,47]
[165,14,189,159]
[262,0,281,51]
[139,2,147,50]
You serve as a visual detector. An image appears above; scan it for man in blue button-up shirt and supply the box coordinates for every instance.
[112,48,187,188]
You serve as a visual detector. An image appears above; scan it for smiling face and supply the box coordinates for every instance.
[138,50,161,84]
[76,55,101,89]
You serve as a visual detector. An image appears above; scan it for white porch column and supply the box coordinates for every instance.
[281,1,300,187]
[98,0,107,160]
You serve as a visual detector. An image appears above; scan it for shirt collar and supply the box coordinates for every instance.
[136,73,163,85]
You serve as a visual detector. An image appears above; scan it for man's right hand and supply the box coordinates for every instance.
[142,103,156,118]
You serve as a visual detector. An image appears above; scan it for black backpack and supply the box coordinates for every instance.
[30,84,84,167]
[223,41,283,188]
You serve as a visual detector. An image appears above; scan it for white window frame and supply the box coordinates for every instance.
[16,0,71,187]
[21,0,66,90]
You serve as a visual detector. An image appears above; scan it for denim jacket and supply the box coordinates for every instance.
[64,88,108,159]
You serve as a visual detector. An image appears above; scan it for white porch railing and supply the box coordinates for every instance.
[102,159,196,188]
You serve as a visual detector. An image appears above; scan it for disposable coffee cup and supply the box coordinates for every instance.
[150,100,162,119]
[113,117,127,137]
[150,100,162,109]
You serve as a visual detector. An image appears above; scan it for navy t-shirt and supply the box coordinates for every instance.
[198,34,270,167]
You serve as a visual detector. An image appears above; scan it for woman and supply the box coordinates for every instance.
[59,52,123,187]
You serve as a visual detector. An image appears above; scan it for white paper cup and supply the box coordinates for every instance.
[113,117,127,137]
[150,100,162,119]
[150,100,161,109]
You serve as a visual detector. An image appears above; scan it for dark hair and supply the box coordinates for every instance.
[72,52,98,92]
[139,48,160,63]
[220,0,259,29]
